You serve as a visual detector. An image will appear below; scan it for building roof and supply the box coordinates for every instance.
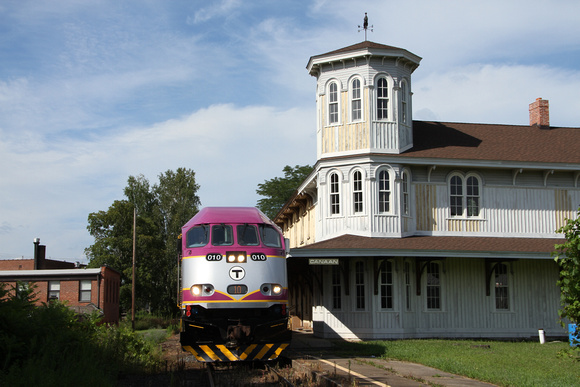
[290,234,563,260]
[314,40,403,57]
[307,40,421,76]
[402,121,580,165]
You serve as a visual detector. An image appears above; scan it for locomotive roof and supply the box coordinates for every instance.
[182,207,275,230]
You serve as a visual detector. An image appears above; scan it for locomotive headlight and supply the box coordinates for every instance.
[191,285,201,296]
[226,251,246,263]
[261,283,283,296]
[190,284,214,297]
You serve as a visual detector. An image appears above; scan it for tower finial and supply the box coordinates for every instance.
[358,12,373,41]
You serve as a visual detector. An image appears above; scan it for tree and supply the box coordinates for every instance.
[85,168,200,314]
[553,206,580,327]
[256,164,313,219]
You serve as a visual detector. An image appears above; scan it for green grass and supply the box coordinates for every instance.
[334,339,580,387]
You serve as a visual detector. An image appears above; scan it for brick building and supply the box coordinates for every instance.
[0,240,120,324]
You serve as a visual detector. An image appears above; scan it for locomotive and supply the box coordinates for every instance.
[178,207,291,362]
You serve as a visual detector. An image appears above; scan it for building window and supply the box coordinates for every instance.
[426,262,441,310]
[495,263,509,310]
[79,280,92,302]
[449,173,481,217]
[328,81,339,124]
[330,172,340,215]
[332,265,341,310]
[380,260,393,309]
[466,176,480,216]
[404,262,411,311]
[401,80,408,124]
[402,170,410,216]
[355,261,365,310]
[353,170,363,213]
[377,77,389,120]
[378,170,390,213]
[351,78,362,121]
[48,281,60,301]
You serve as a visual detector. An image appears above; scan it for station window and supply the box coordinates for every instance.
[355,261,365,310]
[378,170,391,213]
[330,172,340,215]
[353,170,363,213]
[351,78,362,121]
[377,77,389,120]
[328,81,339,124]
[449,173,481,217]
[332,265,341,310]
[426,262,441,310]
[494,263,510,310]
[380,260,393,309]
[402,170,410,216]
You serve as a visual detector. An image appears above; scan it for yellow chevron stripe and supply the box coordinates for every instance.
[183,345,205,362]
[199,345,220,361]
[255,343,273,360]
[215,345,238,361]
[239,344,257,360]
[270,343,289,360]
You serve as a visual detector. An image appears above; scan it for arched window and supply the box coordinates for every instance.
[355,261,365,310]
[330,172,340,215]
[402,170,410,216]
[328,81,339,124]
[380,260,393,309]
[353,170,363,213]
[351,78,362,121]
[378,170,391,213]
[377,77,389,120]
[400,80,408,124]
[449,173,481,217]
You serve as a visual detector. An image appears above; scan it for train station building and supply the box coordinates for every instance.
[276,39,580,340]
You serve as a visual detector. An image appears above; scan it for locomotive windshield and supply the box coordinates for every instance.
[212,224,233,246]
[185,223,282,248]
[186,225,209,247]
[237,224,259,246]
[260,225,282,248]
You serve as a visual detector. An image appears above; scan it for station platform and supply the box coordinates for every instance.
[288,329,497,387]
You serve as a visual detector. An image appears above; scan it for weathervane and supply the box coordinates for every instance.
[358,12,373,41]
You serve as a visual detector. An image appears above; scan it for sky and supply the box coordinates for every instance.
[1,0,579,263]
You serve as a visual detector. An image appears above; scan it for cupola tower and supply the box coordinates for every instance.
[306,41,421,160]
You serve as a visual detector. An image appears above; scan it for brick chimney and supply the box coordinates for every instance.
[529,98,550,129]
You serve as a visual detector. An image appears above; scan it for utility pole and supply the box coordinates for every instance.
[131,206,136,331]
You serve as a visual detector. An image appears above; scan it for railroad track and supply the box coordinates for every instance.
[203,359,296,387]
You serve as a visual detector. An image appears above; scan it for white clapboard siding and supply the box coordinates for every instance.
[312,257,564,340]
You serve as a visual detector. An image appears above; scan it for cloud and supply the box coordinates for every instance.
[0,103,315,260]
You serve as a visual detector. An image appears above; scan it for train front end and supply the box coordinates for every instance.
[179,207,291,362]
